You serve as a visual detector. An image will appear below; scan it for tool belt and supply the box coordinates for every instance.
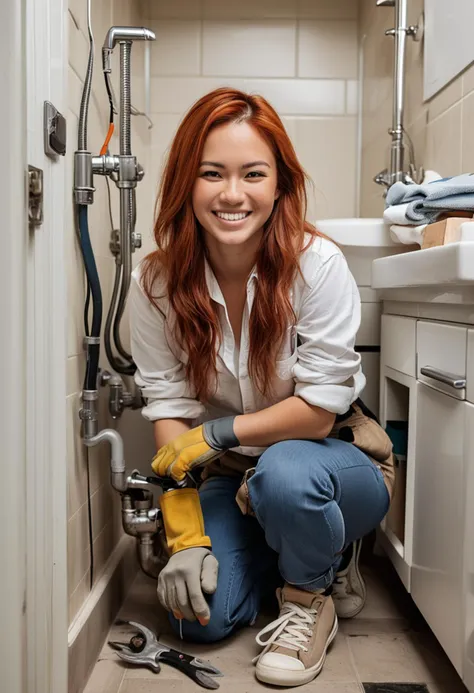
[235,398,395,517]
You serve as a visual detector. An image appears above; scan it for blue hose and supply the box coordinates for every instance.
[78,204,103,390]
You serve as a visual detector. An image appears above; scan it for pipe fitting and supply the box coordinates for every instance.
[84,427,126,473]
[137,534,165,579]
[80,390,99,438]
[74,151,95,205]
[103,26,156,51]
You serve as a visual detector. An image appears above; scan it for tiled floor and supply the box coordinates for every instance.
[83,554,468,693]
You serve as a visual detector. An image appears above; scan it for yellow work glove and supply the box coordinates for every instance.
[151,416,240,482]
[159,487,212,554]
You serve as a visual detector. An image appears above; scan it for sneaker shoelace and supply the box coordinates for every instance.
[332,574,349,600]
[253,601,317,663]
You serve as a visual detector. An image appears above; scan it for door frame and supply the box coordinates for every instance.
[1,0,69,691]
[26,0,69,689]
[0,2,28,692]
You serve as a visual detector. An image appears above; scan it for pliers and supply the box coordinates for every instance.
[108,620,224,689]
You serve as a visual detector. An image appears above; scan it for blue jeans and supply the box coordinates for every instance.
[169,438,390,643]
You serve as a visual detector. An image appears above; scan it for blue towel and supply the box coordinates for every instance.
[385,174,474,224]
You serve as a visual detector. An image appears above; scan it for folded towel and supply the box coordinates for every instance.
[389,224,426,246]
[385,172,474,225]
[385,173,473,207]
[383,202,415,225]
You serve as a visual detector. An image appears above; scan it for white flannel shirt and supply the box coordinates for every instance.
[129,235,366,458]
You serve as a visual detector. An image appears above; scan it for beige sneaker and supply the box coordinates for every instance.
[254,584,338,687]
[332,539,366,619]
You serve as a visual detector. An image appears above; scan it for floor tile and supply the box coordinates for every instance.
[85,557,466,693]
[347,630,460,685]
[119,680,186,692]
[83,659,126,693]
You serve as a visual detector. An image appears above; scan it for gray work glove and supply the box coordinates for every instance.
[157,547,219,624]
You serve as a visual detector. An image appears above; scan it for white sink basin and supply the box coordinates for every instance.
[316,218,398,247]
[372,241,474,288]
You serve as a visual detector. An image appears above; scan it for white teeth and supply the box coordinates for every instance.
[215,212,249,221]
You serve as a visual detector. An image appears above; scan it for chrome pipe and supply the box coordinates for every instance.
[374,0,419,188]
[137,535,163,579]
[390,0,408,182]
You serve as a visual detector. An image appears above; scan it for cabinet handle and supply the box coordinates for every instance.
[420,366,466,389]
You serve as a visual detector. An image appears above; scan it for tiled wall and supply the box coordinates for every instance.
[66,0,153,626]
[360,0,474,217]
[139,0,360,228]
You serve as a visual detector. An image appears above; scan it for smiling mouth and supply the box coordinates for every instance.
[212,211,252,222]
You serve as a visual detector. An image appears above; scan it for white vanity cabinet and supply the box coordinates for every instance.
[411,382,468,676]
[379,310,474,685]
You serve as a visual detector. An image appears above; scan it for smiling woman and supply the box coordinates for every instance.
[129,87,393,687]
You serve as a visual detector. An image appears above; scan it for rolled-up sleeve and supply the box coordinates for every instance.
[293,250,362,414]
[129,273,206,422]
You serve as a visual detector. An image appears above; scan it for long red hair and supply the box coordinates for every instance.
[141,87,322,402]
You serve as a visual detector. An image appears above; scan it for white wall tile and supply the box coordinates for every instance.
[112,0,136,25]
[298,20,358,79]
[69,570,90,626]
[68,66,83,120]
[428,77,463,122]
[425,101,462,178]
[461,91,474,171]
[298,0,358,20]
[294,117,357,220]
[66,394,88,520]
[203,0,297,19]
[68,11,89,80]
[202,20,296,78]
[68,0,87,36]
[91,484,115,542]
[150,20,201,76]
[68,503,90,598]
[142,0,203,20]
[463,63,474,97]
[67,355,85,397]
[150,76,346,116]
[346,80,359,115]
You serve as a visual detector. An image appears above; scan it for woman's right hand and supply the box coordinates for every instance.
[157,547,219,624]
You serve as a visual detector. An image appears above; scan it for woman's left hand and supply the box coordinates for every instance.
[151,416,240,481]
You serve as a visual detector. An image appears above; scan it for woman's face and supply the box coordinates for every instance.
[192,121,280,249]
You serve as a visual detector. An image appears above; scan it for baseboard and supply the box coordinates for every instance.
[68,534,138,693]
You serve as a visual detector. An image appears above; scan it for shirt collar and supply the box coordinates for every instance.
[204,258,258,307]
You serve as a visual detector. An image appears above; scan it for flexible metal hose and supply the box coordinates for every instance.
[78,0,94,150]
[105,261,135,375]
[120,42,132,156]
[78,205,103,390]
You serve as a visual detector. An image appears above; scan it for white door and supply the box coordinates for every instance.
[411,381,467,676]
[1,1,69,692]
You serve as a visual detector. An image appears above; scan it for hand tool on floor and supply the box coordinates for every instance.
[108,620,223,689]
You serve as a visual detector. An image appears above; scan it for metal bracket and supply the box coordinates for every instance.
[28,165,43,227]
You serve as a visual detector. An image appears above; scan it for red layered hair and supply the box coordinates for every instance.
[141,87,322,402]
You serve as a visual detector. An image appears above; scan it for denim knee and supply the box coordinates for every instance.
[169,607,233,644]
[249,440,332,518]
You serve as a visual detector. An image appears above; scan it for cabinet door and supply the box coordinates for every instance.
[411,382,466,676]
[463,403,474,691]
